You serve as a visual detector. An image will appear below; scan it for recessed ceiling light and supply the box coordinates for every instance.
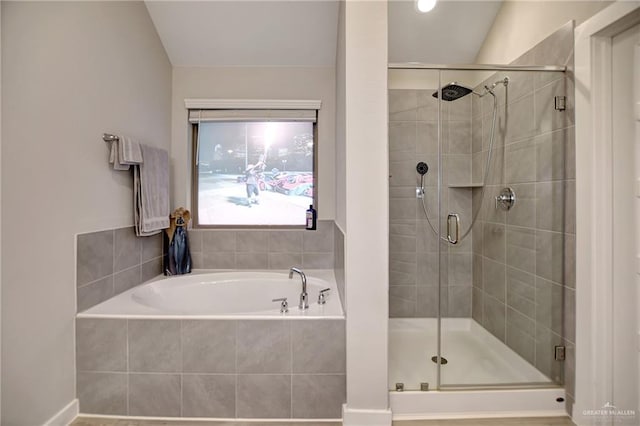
[416,0,437,13]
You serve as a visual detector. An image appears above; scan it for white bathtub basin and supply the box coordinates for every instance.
[78,270,343,319]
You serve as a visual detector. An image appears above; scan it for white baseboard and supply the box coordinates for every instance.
[43,399,78,426]
[342,404,392,426]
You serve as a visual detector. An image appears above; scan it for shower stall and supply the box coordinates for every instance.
[387,63,575,416]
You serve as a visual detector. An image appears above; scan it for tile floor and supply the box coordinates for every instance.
[72,416,576,426]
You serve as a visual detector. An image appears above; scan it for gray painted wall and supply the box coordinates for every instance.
[1,2,171,423]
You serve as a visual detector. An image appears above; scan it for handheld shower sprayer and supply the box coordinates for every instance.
[416,162,429,199]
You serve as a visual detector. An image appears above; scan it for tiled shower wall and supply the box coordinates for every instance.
[76,227,163,312]
[470,22,576,410]
[389,89,473,317]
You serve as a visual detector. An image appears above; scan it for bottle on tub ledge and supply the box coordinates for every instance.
[306,204,317,230]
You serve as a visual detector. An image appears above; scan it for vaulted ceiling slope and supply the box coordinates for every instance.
[145,1,340,67]
[145,0,502,68]
[389,0,503,64]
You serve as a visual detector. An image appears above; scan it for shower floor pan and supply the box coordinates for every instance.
[389,318,566,419]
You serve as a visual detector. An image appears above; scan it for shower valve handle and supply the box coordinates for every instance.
[495,187,516,211]
[318,288,331,305]
[272,297,289,313]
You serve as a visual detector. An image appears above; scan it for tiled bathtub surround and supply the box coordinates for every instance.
[76,227,163,312]
[76,318,346,418]
[188,220,335,270]
[77,221,340,312]
[470,22,576,409]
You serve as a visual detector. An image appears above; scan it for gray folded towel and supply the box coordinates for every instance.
[108,135,143,170]
[134,144,170,236]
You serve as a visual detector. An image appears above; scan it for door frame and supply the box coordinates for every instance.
[574,2,640,425]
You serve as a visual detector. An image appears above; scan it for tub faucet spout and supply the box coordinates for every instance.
[289,267,308,310]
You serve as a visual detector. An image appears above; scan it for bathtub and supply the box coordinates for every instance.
[76,269,346,419]
[78,269,343,319]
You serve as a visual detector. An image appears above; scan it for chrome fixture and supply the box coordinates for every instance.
[103,133,119,143]
[395,383,405,392]
[418,76,509,244]
[420,382,430,391]
[289,267,309,310]
[554,346,566,361]
[432,77,509,101]
[318,288,330,305]
[554,96,567,111]
[388,63,567,72]
[272,297,289,313]
[446,213,460,245]
[495,187,516,211]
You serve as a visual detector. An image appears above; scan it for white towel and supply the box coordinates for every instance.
[134,144,170,236]
[108,135,143,170]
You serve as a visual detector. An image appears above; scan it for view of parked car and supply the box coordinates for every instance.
[273,173,313,197]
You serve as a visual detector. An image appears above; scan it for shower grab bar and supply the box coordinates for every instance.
[447,214,459,245]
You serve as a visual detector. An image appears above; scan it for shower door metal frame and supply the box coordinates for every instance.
[389,63,567,72]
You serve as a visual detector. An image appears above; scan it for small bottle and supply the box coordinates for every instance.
[306,205,317,230]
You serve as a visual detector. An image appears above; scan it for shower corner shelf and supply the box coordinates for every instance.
[448,183,484,188]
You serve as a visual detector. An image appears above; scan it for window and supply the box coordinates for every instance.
[189,105,318,227]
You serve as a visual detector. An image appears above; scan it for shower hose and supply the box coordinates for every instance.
[420,80,506,244]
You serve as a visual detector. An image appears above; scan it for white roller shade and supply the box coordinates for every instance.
[188,109,317,123]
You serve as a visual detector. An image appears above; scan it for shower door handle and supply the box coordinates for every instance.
[447,213,460,245]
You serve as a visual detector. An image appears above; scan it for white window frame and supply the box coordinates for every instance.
[185,98,322,228]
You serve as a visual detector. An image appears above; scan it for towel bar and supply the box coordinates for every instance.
[103,133,119,142]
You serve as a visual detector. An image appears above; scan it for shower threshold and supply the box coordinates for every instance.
[389,318,566,419]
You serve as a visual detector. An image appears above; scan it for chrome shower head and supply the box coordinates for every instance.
[432,82,474,102]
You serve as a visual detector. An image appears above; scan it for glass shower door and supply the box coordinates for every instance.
[388,68,442,391]
[437,68,567,388]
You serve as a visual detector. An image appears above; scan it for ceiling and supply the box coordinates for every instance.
[145,0,503,68]
[145,1,340,67]
[388,0,503,64]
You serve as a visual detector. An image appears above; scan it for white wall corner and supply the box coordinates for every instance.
[42,399,78,426]
[573,2,640,425]
[343,404,393,426]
